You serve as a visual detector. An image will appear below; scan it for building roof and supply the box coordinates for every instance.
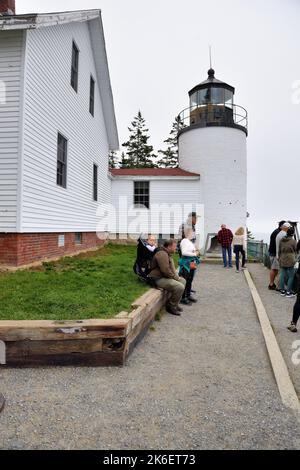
[0,9,119,151]
[110,168,200,179]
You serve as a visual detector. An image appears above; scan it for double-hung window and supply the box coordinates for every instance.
[134,181,150,209]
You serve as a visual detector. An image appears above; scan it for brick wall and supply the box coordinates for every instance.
[0,232,106,267]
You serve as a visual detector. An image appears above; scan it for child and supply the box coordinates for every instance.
[145,235,157,253]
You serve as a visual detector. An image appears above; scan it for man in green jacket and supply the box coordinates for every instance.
[149,239,186,316]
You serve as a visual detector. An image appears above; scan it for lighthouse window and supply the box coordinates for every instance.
[134,181,150,209]
[211,88,225,104]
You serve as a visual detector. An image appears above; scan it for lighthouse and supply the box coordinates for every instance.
[178,68,248,253]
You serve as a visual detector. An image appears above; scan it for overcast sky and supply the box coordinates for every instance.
[19,0,300,238]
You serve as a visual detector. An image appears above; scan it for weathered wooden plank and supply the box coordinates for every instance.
[0,319,131,342]
[6,338,103,356]
[131,289,162,308]
[1,351,125,367]
[125,291,167,359]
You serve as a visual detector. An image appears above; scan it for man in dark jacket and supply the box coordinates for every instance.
[268,220,286,290]
[149,239,186,316]
[217,224,233,268]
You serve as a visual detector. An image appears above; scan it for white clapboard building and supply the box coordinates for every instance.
[0,2,118,266]
[0,1,248,267]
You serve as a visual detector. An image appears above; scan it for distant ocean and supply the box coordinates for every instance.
[253,232,270,244]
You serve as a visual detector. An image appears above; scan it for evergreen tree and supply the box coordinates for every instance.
[122,111,156,168]
[157,116,185,168]
[120,152,128,168]
[247,228,255,240]
[109,150,118,169]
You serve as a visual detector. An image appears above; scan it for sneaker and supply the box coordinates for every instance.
[187,295,198,303]
[280,290,287,296]
[285,292,295,298]
[176,305,183,312]
[268,284,277,291]
[287,323,298,333]
[190,289,197,294]
[228,265,233,268]
[236,270,240,273]
[276,287,282,293]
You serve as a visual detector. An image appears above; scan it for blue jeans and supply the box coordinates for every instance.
[279,267,296,291]
[222,246,232,267]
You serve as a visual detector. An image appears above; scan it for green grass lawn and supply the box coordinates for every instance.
[0,244,149,321]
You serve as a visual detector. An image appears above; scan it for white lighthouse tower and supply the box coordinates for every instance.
[178,68,248,252]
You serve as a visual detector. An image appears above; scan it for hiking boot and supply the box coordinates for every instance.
[180,298,192,305]
[187,295,198,303]
[166,304,181,316]
[268,284,277,291]
[287,323,298,333]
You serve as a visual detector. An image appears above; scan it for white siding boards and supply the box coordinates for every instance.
[21,21,111,232]
[0,30,24,232]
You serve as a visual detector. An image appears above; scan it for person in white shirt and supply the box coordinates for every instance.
[233,227,247,272]
[179,228,200,304]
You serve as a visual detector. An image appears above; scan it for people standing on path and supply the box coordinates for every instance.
[268,221,286,290]
[278,226,297,298]
[149,239,186,316]
[217,224,233,268]
[233,227,247,272]
[179,228,200,305]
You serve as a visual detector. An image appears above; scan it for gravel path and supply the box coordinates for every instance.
[248,263,300,396]
[1,264,300,450]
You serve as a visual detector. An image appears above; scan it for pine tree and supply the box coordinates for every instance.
[157,116,185,168]
[109,150,118,169]
[247,228,255,240]
[122,111,156,168]
[120,152,128,168]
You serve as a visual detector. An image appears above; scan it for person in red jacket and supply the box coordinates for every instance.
[217,224,234,268]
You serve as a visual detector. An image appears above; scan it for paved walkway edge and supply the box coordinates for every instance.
[244,269,300,412]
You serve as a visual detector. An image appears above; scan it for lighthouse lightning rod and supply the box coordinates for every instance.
[209,45,212,69]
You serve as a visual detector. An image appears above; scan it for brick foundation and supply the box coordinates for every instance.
[0,233,106,267]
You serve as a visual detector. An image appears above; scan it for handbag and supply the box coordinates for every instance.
[190,261,197,270]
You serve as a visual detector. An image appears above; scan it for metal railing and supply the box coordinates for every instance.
[177,103,248,134]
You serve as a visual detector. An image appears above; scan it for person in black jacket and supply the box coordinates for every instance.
[268,220,286,290]
[287,240,300,332]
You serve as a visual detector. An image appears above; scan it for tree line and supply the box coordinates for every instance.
[109,111,185,169]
